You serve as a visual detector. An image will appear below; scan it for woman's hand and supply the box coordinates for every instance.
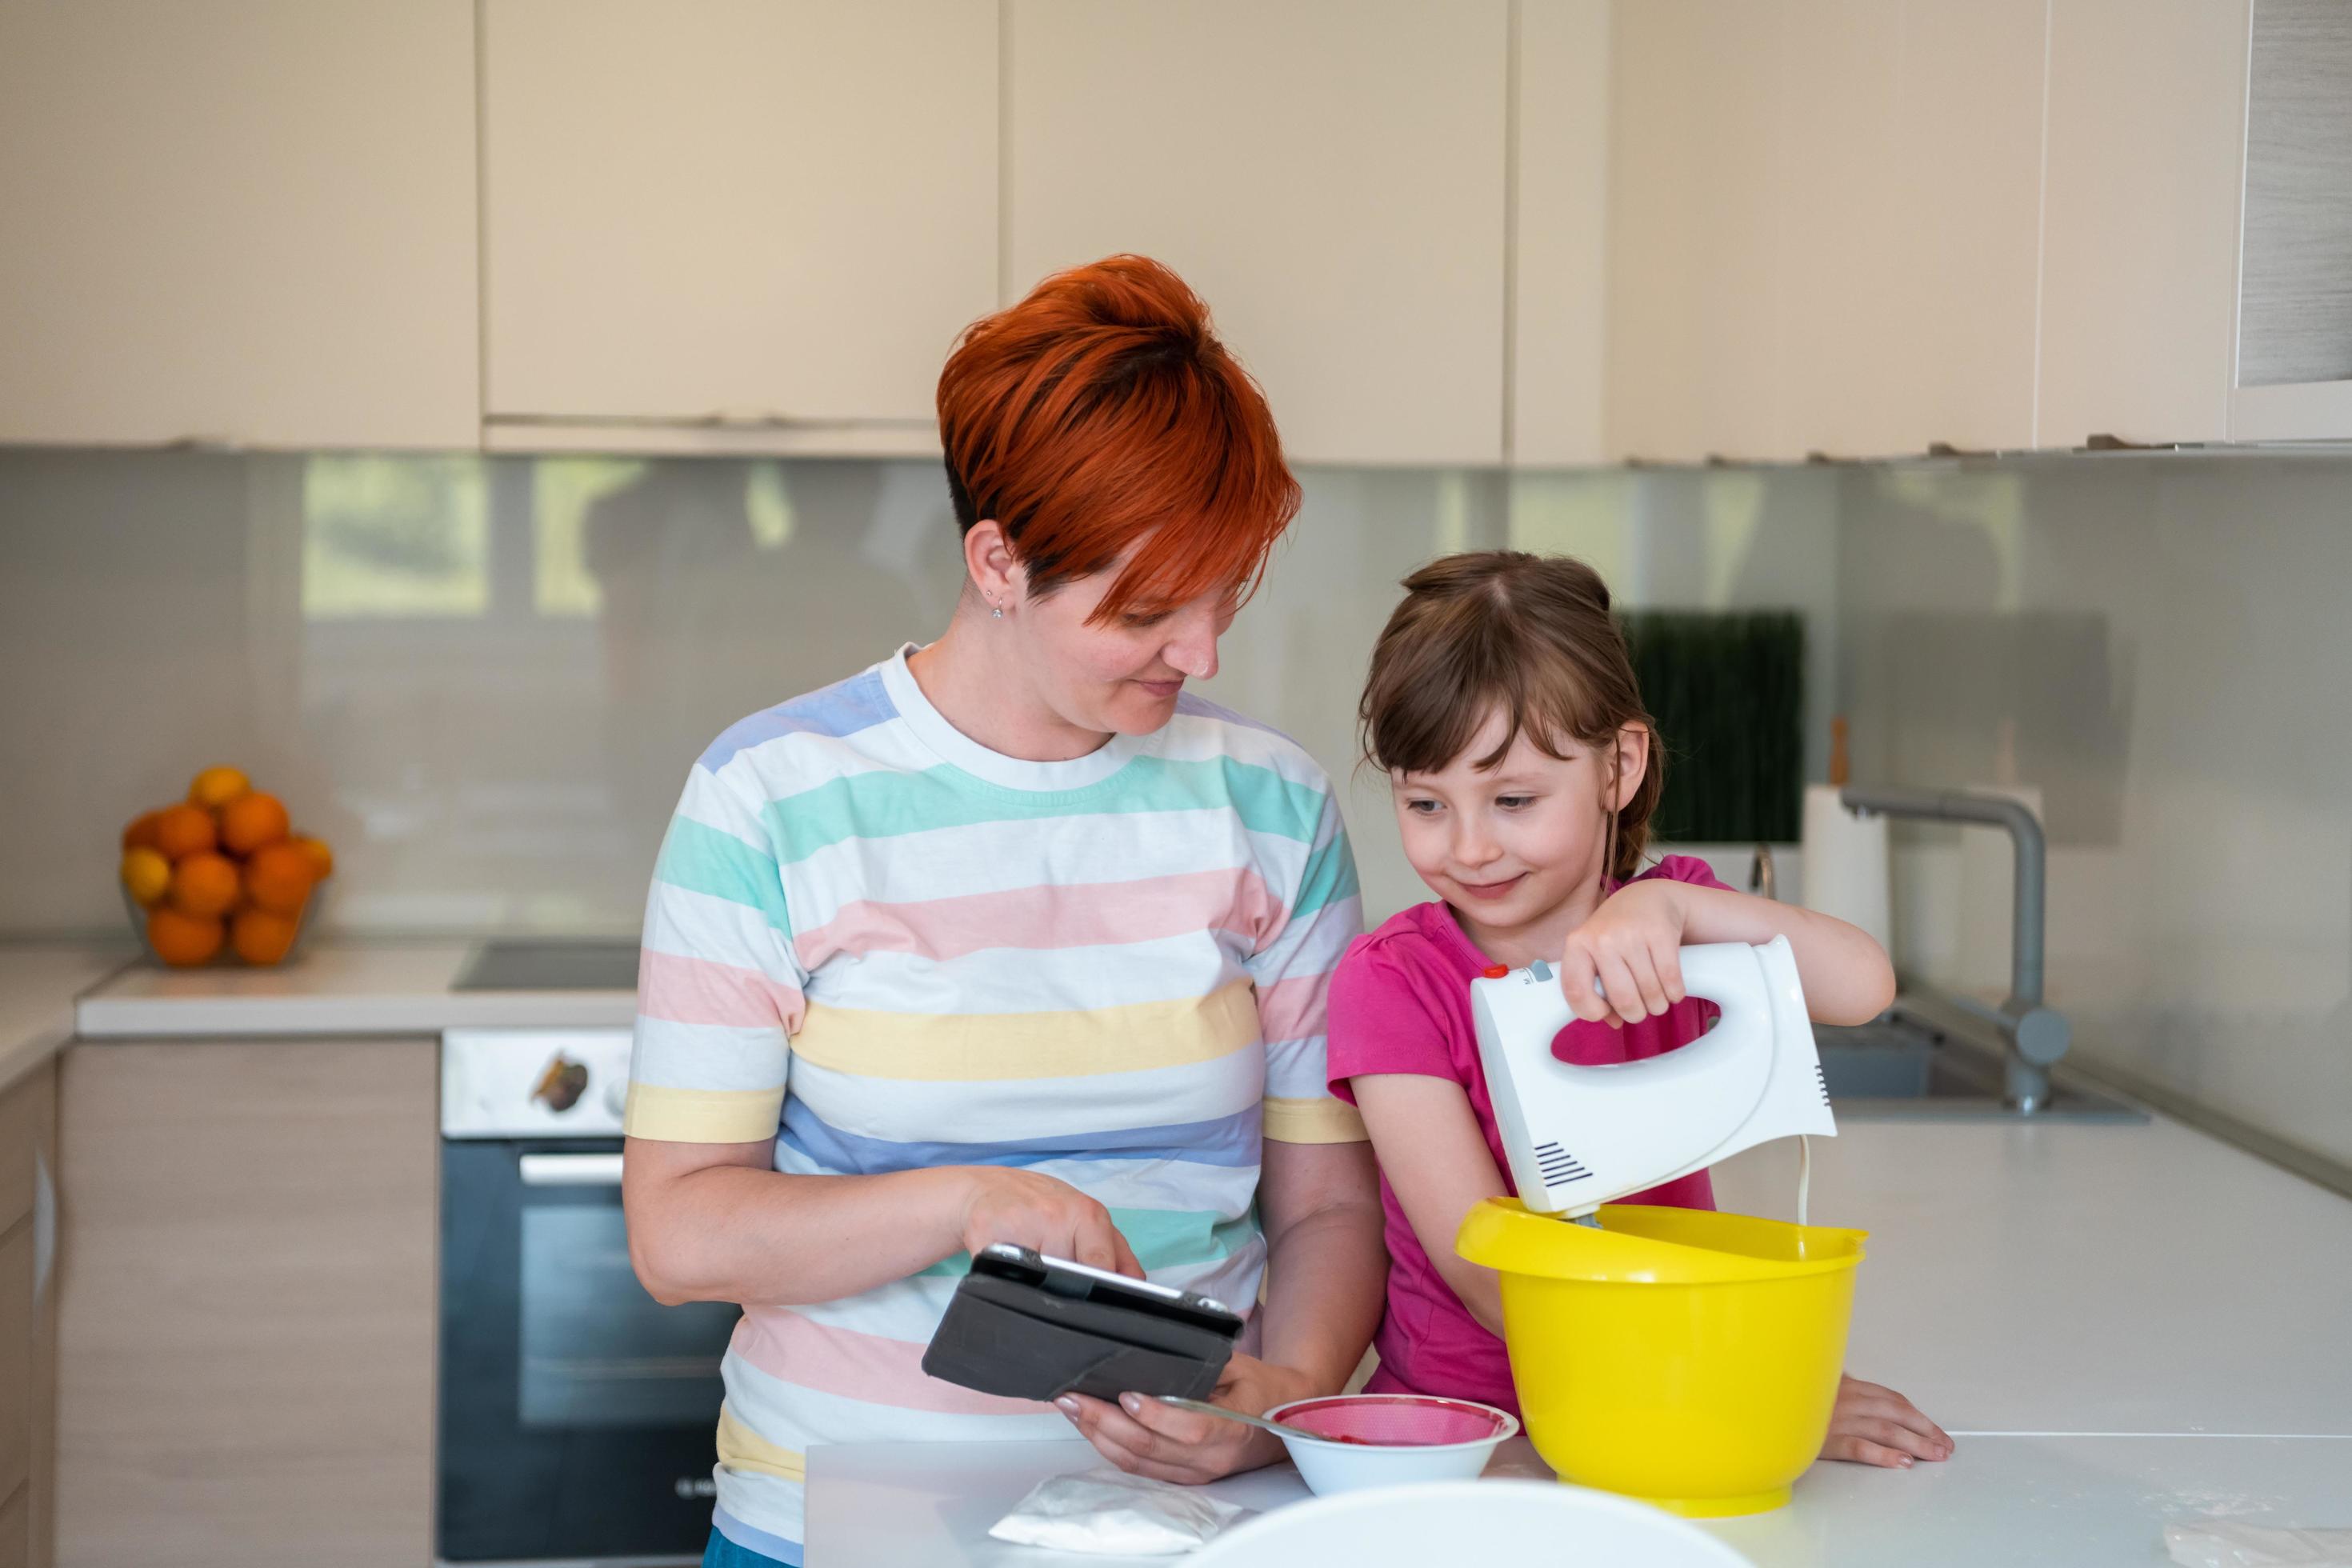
[1560,879,1690,1028]
[954,1166,1143,1278]
[1818,1374,1954,1467]
[1056,1353,1318,1484]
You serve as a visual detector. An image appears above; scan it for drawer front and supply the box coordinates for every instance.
[0,1222,30,1506]
[0,1069,41,1234]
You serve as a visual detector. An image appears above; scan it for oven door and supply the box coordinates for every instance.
[439,1137,738,1565]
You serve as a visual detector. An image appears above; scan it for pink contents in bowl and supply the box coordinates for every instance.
[1262,1394,1520,1496]
[1274,1394,1514,1447]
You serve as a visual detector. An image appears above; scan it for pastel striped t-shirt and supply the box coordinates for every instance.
[625,644,1367,1562]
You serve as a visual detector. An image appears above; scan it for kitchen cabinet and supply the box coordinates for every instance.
[53,1040,435,1568]
[0,1,478,450]
[480,0,998,454]
[1509,0,1613,467]
[1006,0,1513,468]
[2037,0,2250,448]
[0,1062,54,1568]
[2228,0,2352,441]
[1607,0,2047,462]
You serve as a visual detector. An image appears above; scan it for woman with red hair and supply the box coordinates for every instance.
[623,256,1386,1568]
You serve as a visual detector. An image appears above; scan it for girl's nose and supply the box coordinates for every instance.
[1453,822,1502,868]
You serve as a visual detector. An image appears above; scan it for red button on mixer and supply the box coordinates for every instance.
[1481,965,1509,978]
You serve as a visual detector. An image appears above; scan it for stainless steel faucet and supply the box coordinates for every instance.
[1837,786,2072,1114]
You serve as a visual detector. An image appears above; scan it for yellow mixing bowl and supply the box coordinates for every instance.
[1455,1197,1867,1518]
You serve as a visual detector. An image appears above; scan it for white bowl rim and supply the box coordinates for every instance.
[1260,1393,1522,1452]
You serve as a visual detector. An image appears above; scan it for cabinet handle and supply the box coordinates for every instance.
[32,1146,55,1309]
[519,1152,626,1187]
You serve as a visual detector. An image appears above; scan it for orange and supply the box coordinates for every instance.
[243,842,317,915]
[188,766,251,809]
[291,834,334,880]
[122,810,165,851]
[152,803,218,862]
[220,791,290,856]
[230,907,300,966]
[121,847,172,906]
[170,852,242,918]
[146,906,224,967]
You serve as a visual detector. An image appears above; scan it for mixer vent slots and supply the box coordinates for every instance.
[1533,1141,1591,1187]
[1814,1064,1830,1106]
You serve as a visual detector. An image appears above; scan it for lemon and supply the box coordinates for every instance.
[121,846,172,906]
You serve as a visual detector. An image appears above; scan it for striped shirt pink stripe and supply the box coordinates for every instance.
[638,948,806,1030]
[731,1306,1046,1418]
[793,867,1285,970]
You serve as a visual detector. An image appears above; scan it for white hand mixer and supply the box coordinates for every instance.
[1468,936,1836,1222]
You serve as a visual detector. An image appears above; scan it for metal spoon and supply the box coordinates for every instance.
[1157,1397,1318,1442]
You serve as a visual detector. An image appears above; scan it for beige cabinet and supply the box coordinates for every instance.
[481,0,998,451]
[54,1040,436,1568]
[0,1,478,450]
[1510,0,1613,468]
[1607,0,2047,463]
[0,1062,57,1568]
[2038,0,2250,448]
[1006,0,1513,468]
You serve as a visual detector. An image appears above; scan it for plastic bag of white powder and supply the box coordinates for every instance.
[989,1468,1252,1555]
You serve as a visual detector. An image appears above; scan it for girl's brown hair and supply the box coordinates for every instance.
[1358,550,1663,883]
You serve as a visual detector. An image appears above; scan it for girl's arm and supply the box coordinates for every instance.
[1562,881,1897,1030]
[1346,1072,1511,1336]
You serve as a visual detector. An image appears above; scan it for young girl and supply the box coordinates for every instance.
[1326,550,1953,1470]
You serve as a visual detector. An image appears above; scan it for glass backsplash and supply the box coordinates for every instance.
[0,450,1834,939]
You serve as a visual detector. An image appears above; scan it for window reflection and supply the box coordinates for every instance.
[301,455,490,618]
[534,458,646,618]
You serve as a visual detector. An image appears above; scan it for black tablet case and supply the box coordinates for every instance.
[921,1266,1239,1404]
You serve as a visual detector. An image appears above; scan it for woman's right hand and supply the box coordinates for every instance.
[953,1166,1144,1278]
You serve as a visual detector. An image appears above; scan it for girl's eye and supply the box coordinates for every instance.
[1496,794,1536,810]
[1404,799,1442,815]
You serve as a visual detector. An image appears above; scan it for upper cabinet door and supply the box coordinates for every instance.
[1005,0,1511,469]
[482,1,998,434]
[2038,0,2250,448]
[1511,0,1612,469]
[0,1,478,450]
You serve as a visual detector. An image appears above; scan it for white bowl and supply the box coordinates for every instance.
[1262,1394,1521,1497]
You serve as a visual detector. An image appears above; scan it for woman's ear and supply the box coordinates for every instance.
[962,520,1022,614]
[1606,722,1653,810]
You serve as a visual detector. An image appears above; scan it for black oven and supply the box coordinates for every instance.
[440,1030,740,1566]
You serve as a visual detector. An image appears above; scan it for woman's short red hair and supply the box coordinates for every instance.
[937,254,1301,622]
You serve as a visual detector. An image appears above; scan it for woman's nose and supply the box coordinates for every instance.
[1163,607,1220,682]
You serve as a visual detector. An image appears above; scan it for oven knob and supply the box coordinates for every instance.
[604,1074,630,1120]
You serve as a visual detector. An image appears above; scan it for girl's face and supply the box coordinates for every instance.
[1006,558,1238,737]
[1390,706,1647,943]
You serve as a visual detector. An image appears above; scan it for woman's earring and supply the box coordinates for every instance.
[991,601,1004,619]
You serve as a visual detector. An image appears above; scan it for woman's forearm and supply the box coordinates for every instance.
[1254,1142,1388,1392]
[626,1141,967,1306]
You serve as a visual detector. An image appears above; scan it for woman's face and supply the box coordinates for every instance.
[1008,561,1240,737]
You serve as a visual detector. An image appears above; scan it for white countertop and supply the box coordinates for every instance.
[0,942,134,1093]
[808,1112,2352,1566]
[73,940,635,1038]
[806,1433,2352,1567]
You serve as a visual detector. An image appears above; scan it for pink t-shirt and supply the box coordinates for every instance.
[1324,856,1730,1414]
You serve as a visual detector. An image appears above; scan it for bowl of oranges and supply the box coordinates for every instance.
[118,766,336,968]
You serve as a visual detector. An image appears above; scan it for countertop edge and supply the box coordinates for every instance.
[72,990,638,1039]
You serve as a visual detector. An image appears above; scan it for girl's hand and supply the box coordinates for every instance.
[1560,879,1690,1028]
[1818,1375,1954,1467]
[1056,1353,1315,1484]
[954,1166,1143,1278]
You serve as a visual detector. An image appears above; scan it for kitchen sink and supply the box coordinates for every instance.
[452,938,640,992]
[1817,1013,2146,1122]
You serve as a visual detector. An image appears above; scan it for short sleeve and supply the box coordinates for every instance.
[1250,786,1369,1145]
[624,760,809,1144]
[1644,853,1736,893]
[1323,939,1464,1106]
